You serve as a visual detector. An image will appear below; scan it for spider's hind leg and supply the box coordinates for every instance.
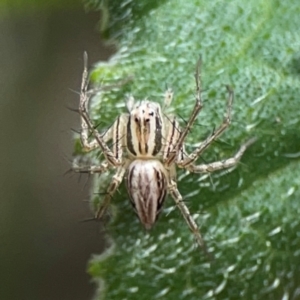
[167,166,212,258]
[186,137,257,173]
[95,164,127,220]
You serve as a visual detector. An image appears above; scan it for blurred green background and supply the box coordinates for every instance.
[0,1,114,299]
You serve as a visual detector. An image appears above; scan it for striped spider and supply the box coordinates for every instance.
[75,52,255,255]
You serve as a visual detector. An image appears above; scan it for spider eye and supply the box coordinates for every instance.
[135,117,139,122]
[145,118,150,122]
[149,112,154,116]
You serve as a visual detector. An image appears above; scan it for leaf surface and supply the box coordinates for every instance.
[83,0,300,299]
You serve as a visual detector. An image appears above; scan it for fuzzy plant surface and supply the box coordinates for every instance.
[78,0,300,299]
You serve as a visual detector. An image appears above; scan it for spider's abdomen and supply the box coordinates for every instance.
[126,159,167,229]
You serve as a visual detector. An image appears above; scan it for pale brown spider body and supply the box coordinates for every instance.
[74,52,255,255]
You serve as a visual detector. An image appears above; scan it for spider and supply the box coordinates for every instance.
[74,52,255,256]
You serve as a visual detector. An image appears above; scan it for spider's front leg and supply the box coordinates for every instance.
[75,110,125,176]
[79,52,122,167]
[165,58,203,166]
[78,53,131,219]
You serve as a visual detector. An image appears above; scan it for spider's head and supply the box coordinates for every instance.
[126,97,164,157]
[126,96,161,116]
[130,100,161,122]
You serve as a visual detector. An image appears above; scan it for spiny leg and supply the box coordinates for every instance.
[95,164,127,219]
[179,85,234,168]
[80,65,131,152]
[165,58,203,166]
[168,178,212,258]
[79,52,121,166]
[78,112,128,217]
[80,119,114,153]
[73,161,110,174]
[185,138,256,173]
[76,113,125,175]
[80,114,117,152]
[79,52,99,151]
[74,114,126,187]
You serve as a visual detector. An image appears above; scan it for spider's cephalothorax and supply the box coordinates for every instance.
[126,100,164,157]
[74,52,255,256]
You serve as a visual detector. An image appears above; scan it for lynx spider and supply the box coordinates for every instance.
[74,52,255,256]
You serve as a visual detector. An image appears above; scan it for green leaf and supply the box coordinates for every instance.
[82,0,300,299]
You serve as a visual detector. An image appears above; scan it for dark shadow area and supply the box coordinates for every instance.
[288,52,300,76]
[0,6,114,300]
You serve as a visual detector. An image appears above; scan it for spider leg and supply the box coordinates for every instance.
[165,58,203,166]
[179,86,234,168]
[185,138,256,173]
[76,110,127,218]
[76,111,127,176]
[167,171,211,257]
[79,52,123,166]
[73,161,110,174]
[80,113,115,152]
[95,164,127,219]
